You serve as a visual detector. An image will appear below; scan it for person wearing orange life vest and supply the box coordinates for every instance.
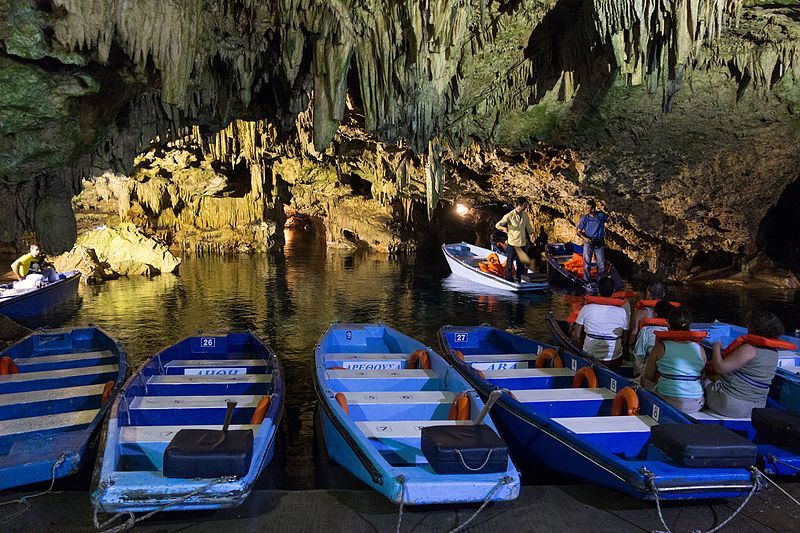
[627,282,669,345]
[495,197,535,283]
[572,277,628,368]
[632,300,673,385]
[644,308,707,413]
[705,311,787,418]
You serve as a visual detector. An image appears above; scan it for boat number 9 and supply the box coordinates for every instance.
[609,378,617,392]
[200,337,215,348]
[652,404,660,422]
[455,333,468,343]
[346,330,352,340]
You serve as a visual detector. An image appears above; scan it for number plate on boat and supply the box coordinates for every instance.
[609,378,617,392]
[454,333,469,343]
[341,361,402,370]
[200,337,216,348]
[184,368,245,375]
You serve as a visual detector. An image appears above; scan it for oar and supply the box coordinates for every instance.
[212,400,237,448]
[474,389,503,425]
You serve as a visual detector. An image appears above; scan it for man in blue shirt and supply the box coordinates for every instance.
[576,200,609,282]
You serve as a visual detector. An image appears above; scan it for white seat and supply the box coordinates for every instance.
[693,410,751,422]
[120,424,260,443]
[356,420,471,439]
[129,395,261,410]
[462,353,539,362]
[148,374,272,385]
[164,359,266,368]
[339,391,454,405]
[509,388,615,403]
[553,415,657,434]
[0,364,119,383]
[780,365,800,374]
[482,368,575,379]
[324,353,414,360]
[326,369,437,379]
[13,350,115,366]
[0,383,105,407]
[0,409,100,437]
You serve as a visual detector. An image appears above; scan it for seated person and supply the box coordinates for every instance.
[572,277,628,368]
[705,311,784,419]
[644,309,706,413]
[632,300,673,383]
[627,282,666,344]
[11,243,58,285]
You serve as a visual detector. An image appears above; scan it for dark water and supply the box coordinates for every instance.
[46,230,800,490]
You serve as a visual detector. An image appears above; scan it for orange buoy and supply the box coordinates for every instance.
[0,356,18,375]
[611,387,640,416]
[572,367,598,388]
[335,392,349,415]
[251,395,272,424]
[448,392,470,420]
[407,350,430,369]
[100,380,115,406]
[454,350,465,362]
[535,348,564,369]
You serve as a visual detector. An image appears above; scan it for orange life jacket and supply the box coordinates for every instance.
[585,296,626,307]
[640,318,668,327]
[654,330,709,343]
[612,291,638,299]
[721,334,798,358]
[636,299,681,310]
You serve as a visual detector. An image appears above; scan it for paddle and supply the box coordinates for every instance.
[211,400,237,448]
[474,389,503,425]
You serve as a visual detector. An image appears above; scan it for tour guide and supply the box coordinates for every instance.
[576,200,608,282]
[495,197,535,283]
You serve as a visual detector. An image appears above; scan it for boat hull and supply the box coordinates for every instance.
[442,243,548,293]
[545,243,594,292]
[0,271,80,323]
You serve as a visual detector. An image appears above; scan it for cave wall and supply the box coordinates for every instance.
[0,0,798,277]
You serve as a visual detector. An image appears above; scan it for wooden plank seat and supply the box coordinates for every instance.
[356,420,471,439]
[481,368,575,379]
[147,374,272,385]
[509,388,615,403]
[0,364,119,383]
[552,415,657,434]
[13,350,115,367]
[129,395,261,410]
[693,410,751,422]
[119,424,260,444]
[462,353,539,362]
[0,383,104,407]
[0,364,119,394]
[325,369,437,379]
[323,353,415,360]
[339,391,454,404]
[0,409,100,437]
[163,359,267,368]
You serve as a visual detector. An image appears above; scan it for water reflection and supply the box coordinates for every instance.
[59,230,800,489]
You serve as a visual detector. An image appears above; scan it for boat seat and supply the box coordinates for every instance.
[509,388,615,403]
[120,424,260,444]
[339,391,454,404]
[13,350,115,369]
[148,374,272,385]
[325,368,441,392]
[323,353,414,360]
[325,369,436,379]
[164,359,266,368]
[781,365,800,373]
[356,420,471,439]
[146,374,272,395]
[0,364,119,393]
[693,410,751,422]
[127,395,261,426]
[0,383,105,408]
[462,353,539,362]
[482,368,575,379]
[0,408,99,437]
[129,395,261,410]
[552,415,657,434]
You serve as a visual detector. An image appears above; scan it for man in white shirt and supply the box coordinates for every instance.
[495,197,535,282]
[572,277,628,367]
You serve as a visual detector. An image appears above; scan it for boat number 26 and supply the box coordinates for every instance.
[200,337,216,348]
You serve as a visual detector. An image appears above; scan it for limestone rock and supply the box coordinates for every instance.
[54,244,120,284]
[76,224,181,276]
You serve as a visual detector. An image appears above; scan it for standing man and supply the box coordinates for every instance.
[577,199,609,282]
[495,197,535,283]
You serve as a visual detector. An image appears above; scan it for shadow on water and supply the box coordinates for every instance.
[49,229,800,490]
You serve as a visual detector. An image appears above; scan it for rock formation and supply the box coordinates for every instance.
[0,0,797,283]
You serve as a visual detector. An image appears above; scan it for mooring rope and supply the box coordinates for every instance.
[93,475,235,533]
[0,453,67,524]
[395,475,406,533]
[449,477,509,533]
[758,468,800,508]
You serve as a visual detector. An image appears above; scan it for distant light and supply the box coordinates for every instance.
[455,203,470,217]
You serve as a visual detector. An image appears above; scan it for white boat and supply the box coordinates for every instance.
[441,243,549,293]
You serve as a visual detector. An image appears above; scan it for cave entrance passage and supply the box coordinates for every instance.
[758,175,800,269]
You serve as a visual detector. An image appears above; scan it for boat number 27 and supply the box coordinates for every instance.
[200,337,216,348]
[454,333,468,343]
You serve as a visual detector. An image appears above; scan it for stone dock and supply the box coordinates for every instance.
[4,481,800,532]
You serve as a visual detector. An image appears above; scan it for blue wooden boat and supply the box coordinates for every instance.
[92,331,283,512]
[545,242,595,292]
[314,323,521,505]
[0,271,81,323]
[442,243,549,293]
[440,324,760,500]
[0,326,127,491]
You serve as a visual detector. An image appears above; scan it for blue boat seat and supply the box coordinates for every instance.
[482,367,575,390]
[463,353,538,361]
[356,420,470,439]
[127,395,260,426]
[146,374,272,395]
[13,350,116,371]
[323,352,412,370]
[337,391,455,420]
[0,364,119,393]
[509,387,616,417]
[0,408,99,438]
[325,369,441,391]
[163,359,267,375]
[693,410,751,422]
[0,383,105,420]
[552,415,657,434]
[781,365,800,373]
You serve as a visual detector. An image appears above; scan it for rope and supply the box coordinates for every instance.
[759,468,800,508]
[93,475,235,533]
[395,476,406,533]
[769,457,800,474]
[448,477,509,533]
[454,449,493,472]
[646,476,672,533]
[0,454,67,524]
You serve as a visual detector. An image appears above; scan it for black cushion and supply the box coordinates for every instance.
[163,429,253,478]
[651,423,756,468]
[421,424,508,475]
[752,408,800,446]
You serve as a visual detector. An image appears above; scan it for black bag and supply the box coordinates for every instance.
[651,424,756,468]
[421,424,508,475]
[163,428,254,478]
[752,408,800,446]
[589,238,605,248]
